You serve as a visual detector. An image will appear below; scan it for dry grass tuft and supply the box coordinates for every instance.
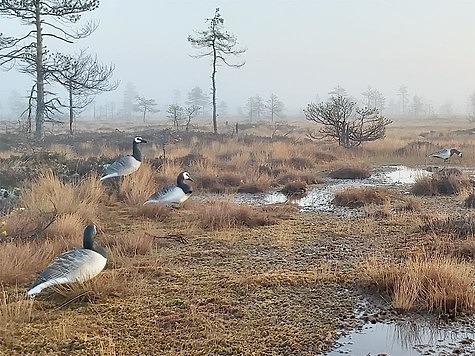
[419,214,475,238]
[195,173,243,193]
[280,181,307,197]
[134,203,174,220]
[411,170,472,196]
[464,193,475,208]
[0,286,34,326]
[0,238,68,285]
[47,268,150,304]
[314,151,337,163]
[118,161,157,206]
[103,231,157,258]
[333,187,392,207]
[363,255,475,313]
[10,171,103,238]
[237,184,265,194]
[328,162,371,179]
[193,200,279,230]
[276,172,320,185]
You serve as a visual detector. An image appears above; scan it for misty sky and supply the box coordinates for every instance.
[1,0,475,118]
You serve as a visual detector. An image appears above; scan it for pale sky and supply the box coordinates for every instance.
[1,0,475,118]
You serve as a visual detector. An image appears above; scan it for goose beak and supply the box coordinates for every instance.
[141,139,148,143]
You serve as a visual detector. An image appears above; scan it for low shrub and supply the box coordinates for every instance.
[333,187,392,207]
[362,255,475,314]
[194,200,278,230]
[280,181,307,197]
[411,169,471,196]
[328,162,371,179]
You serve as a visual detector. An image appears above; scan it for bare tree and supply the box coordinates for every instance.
[185,86,208,116]
[217,100,228,118]
[185,105,199,131]
[328,85,349,98]
[167,104,184,129]
[49,50,118,134]
[398,85,409,115]
[188,8,246,134]
[266,93,284,122]
[134,96,159,122]
[304,95,392,148]
[0,0,99,139]
[411,95,424,117]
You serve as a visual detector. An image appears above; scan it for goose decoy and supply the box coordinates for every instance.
[428,148,462,162]
[27,224,107,297]
[144,171,193,206]
[100,136,147,181]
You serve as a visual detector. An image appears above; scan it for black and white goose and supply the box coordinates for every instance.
[428,148,462,162]
[100,136,147,181]
[27,224,107,297]
[144,171,193,206]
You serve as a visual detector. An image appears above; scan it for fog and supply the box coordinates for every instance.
[1,0,474,119]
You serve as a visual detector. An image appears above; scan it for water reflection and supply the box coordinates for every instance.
[328,320,475,356]
[234,166,431,213]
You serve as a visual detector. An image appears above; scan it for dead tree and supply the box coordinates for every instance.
[134,96,159,122]
[304,95,392,148]
[167,104,184,129]
[49,50,118,135]
[185,105,199,131]
[0,0,99,139]
[188,8,246,134]
[266,93,284,122]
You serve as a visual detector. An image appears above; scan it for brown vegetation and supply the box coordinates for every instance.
[363,255,475,314]
[328,162,371,179]
[333,187,393,207]
[411,169,472,196]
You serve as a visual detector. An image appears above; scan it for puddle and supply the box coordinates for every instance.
[233,166,432,214]
[327,320,475,356]
[371,165,432,185]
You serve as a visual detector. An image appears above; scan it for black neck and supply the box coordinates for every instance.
[180,182,192,194]
[132,141,142,161]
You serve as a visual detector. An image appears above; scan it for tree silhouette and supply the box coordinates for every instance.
[50,50,118,134]
[0,0,99,138]
[134,96,159,122]
[305,96,392,148]
[188,8,246,134]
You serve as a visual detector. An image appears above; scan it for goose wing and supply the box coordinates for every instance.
[144,185,186,204]
[29,248,106,291]
[429,148,448,157]
[101,155,141,179]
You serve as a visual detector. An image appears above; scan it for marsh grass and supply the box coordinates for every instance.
[47,268,150,304]
[419,214,475,238]
[118,161,157,206]
[194,200,279,230]
[0,286,34,326]
[0,238,66,285]
[328,161,371,179]
[363,255,475,313]
[333,187,394,207]
[8,171,103,238]
[411,170,472,196]
[464,193,475,208]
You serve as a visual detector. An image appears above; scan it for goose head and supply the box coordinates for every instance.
[178,171,193,183]
[450,148,462,157]
[134,136,148,144]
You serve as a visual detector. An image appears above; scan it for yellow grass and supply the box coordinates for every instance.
[363,255,475,313]
[118,160,157,206]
